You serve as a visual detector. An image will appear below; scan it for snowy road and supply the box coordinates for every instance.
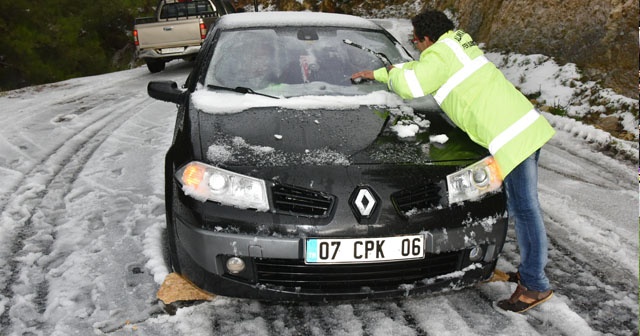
[0,36,638,336]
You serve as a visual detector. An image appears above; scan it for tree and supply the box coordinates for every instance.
[0,0,155,91]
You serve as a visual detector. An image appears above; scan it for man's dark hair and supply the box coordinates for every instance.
[412,10,454,42]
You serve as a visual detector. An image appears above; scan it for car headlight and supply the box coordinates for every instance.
[446,156,502,204]
[176,161,270,211]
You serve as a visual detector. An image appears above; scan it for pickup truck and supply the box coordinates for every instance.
[133,0,235,73]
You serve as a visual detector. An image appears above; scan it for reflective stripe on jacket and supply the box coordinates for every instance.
[373,30,555,178]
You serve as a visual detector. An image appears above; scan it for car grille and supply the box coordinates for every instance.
[271,184,335,218]
[390,183,443,217]
[254,251,460,293]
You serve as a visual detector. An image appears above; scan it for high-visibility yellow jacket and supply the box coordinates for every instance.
[373,30,555,178]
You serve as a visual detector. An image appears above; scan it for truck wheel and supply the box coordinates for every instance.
[145,59,166,73]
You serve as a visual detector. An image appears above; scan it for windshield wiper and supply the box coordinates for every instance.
[343,39,392,67]
[207,85,279,99]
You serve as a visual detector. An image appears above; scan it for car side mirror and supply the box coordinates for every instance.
[147,81,185,104]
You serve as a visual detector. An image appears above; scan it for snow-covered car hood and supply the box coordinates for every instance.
[194,99,487,166]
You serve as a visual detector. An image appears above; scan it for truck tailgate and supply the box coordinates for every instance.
[136,18,203,50]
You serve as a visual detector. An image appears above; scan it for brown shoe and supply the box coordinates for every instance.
[497,284,553,313]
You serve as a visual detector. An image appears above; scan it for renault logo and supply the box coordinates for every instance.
[349,186,381,223]
[354,189,376,216]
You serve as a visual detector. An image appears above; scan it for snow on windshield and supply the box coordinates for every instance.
[203,26,411,97]
[191,89,404,114]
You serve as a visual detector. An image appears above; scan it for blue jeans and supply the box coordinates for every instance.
[503,150,551,292]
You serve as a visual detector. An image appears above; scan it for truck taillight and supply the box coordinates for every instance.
[200,22,206,40]
[133,29,139,46]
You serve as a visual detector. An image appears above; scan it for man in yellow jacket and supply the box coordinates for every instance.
[352,10,555,313]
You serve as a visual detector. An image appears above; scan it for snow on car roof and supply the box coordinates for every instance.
[215,11,383,30]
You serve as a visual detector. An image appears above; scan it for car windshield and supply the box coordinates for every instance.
[160,0,215,19]
[203,27,412,97]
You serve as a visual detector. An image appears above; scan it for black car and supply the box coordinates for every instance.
[148,11,508,301]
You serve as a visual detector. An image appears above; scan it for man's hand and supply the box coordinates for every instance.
[351,70,375,81]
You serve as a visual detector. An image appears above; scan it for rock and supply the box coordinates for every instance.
[595,115,622,133]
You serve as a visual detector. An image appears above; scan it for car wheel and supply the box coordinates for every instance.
[145,59,166,73]
[164,181,182,273]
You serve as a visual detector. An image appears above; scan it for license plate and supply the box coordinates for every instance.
[161,47,184,54]
[305,235,424,264]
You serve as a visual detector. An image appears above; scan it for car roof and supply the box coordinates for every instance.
[215,11,383,30]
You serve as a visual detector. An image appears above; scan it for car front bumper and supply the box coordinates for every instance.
[173,211,508,301]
